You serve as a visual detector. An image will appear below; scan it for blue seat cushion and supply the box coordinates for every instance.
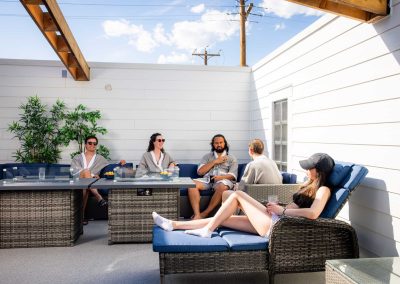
[328,163,353,188]
[218,228,268,251]
[152,226,229,253]
[320,188,350,218]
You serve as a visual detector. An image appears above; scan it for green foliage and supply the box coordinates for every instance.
[59,104,111,160]
[8,96,66,163]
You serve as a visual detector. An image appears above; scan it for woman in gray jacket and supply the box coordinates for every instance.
[137,133,176,174]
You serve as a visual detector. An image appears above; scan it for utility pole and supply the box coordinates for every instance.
[239,0,253,67]
[192,48,220,65]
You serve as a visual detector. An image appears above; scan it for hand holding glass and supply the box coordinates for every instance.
[267,195,278,204]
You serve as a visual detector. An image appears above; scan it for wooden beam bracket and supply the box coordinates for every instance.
[20,0,90,81]
[286,0,390,23]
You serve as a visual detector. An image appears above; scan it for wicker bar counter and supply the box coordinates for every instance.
[0,178,96,248]
[93,177,195,244]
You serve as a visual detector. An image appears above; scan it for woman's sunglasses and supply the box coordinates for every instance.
[156,139,165,143]
[87,142,98,146]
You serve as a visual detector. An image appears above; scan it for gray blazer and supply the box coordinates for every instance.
[137,151,176,173]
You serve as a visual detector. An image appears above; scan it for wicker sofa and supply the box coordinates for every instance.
[152,161,368,284]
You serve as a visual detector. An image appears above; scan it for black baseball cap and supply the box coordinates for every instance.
[299,153,335,174]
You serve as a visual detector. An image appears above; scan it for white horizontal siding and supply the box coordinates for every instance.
[0,62,252,165]
[252,1,400,257]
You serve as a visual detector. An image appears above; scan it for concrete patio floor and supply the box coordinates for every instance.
[0,220,328,284]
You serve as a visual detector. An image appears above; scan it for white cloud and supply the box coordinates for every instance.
[191,4,205,14]
[261,0,324,18]
[274,23,286,31]
[170,10,239,50]
[157,52,190,64]
[103,20,163,52]
[102,9,240,54]
[153,23,171,46]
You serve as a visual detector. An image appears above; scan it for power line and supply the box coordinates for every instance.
[0,0,236,8]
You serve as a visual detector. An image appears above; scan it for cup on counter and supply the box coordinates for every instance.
[38,167,46,180]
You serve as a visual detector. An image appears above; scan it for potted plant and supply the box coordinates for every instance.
[8,96,66,163]
[59,104,110,160]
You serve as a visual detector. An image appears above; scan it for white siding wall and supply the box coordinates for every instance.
[252,2,400,256]
[0,61,251,165]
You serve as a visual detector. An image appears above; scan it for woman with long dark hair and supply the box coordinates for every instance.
[153,153,335,238]
[137,133,176,174]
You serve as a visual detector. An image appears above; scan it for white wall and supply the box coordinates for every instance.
[251,1,400,256]
[0,60,252,165]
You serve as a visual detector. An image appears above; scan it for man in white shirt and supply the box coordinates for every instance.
[238,139,282,191]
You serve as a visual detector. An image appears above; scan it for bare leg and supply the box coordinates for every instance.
[82,189,89,218]
[206,191,271,236]
[90,188,103,202]
[200,183,228,218]
[188,181,207,219]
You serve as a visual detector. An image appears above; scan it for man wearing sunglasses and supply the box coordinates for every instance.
[71,136,117,225]
[188,134,238,219]
[137,133,176,174]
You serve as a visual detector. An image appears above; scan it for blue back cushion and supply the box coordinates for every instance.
[321,162,368,218]
[320,188,350,218]
[282,172,297,184]
[328,163,353,188]
[178,164,201,179]
[47,164,71,178]
[237,163,247,182]
[2,163,47,177]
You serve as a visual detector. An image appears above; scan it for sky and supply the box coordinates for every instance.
[0,0,325,66]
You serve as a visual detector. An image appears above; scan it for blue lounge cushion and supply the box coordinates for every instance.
[152,226,229,253]
[342,165,369,191]
[328,163,353,188]
[319,187,350,218]
[218,228,268,251]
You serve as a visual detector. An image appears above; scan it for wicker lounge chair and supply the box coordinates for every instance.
[152,161,368,284]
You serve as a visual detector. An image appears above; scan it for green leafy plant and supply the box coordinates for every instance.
[59,104,110,160]
[8,96,66,163]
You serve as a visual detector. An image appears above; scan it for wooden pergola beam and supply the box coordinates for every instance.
[286,0,390,23]
[20,0,90,81]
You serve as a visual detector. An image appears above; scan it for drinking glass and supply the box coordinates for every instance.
[38,167,46,180]
[268,195,278,204]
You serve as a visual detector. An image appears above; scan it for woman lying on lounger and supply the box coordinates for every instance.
[153,153,335,238]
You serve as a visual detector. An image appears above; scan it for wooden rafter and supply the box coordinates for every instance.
[20,0,90,81]
[286,0,390,23]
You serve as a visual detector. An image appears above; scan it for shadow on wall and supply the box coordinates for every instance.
[349,177,398,257]
[249,72,268,155]
[373,2,400,65]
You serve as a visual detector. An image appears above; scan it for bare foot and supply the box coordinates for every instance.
[192,214,202,220]
[200,211,209,219]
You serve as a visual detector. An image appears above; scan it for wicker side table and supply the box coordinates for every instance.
[0,189,82,248]
[108,187,179,244]
[326,257,400,284]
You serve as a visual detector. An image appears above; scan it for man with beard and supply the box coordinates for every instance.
[188,134,238,219]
